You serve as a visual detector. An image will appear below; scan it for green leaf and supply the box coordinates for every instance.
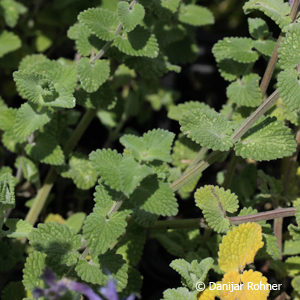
[278,69,300,112]
[172,135,201,170]
[89,149,153,196]
[294,198,300,226]
[117,2,145,32]
[195,185,239,233]
[77,58,110,93]
[65,213,86,234]
[5,219,33,239]
[0,31,21,58]
[243,0,291,29]
[160,0,180,13]
[168,101,210,121]
[22,251,46,292]
[0,107,17,131]
[170,258,214,290]
[2,282,25,300]
[78,8,119,41]
[226,74,262,107]
[264,233,281,260]
[128,176,178,216]
[213,37,258,64]
[248,18,270,39]
[234,116,297,161]
[163,287,198,300]
[60,154,98,190]
[0,170,15,213]
[0,0,26,27]
[279,23,300,70]
[253,39,276,56]
[179,107,234,151]
[15,157,39,184]
[25,131,65,166]
[29,223,81,266]
[113,26,159,58]
[120,129,175,162]
[178,4,214,26]
[83,204,129,256]
[75,259,105,285]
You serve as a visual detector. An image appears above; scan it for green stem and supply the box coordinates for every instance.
[151,207,296,229]
[25,109,96,225]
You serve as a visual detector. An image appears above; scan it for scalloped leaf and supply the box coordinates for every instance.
[279,23,300,69]
[5,219,33,239]
[0,30,21,58]
[179,107,234,151]
[163,287,198,300]
[264,233,281,260]
[0,107,17,131]
[195,185,239,233]
[168,101,210,121]
[178,4,214,26]
[77,58,110,93]
[75,259,104,285]
[15,157,39,184]
[113,26,159,58]
[226,74,262,107]
[60,154,97,190]
[243,0,291,29]
[170,258,214,290]
[117,2,145,32]
[234,116,297,161]
[29,223,81,267]
[22,251,46,292]
[120,129,175,162]
[161,0,180,13]
[0,170,15,213]
[89,149,153,196]
[278,69,300,112]
[25,132,65,166]
[78,8,119,41]
[213,37,258,64]
[14,103,52,142]
[128,176,178,217]
[248,18,270,39]
[218,223,264,273]
[254,39,276,56]
[0,0,26,27]
[83,205,129,256]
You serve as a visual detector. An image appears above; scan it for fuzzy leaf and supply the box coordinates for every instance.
[254,39,276,56]
[195,185,239,233]
[75,259,105,285]
[0,30,21,58]
[161,0,180,13]
[170,258,214,290]
[264,233,281,260]
[83,205,129,256]
[213,37,258,64]
[65,213,86,234]
[234,116,296,161]
[29,223,81,266]
[5,219,33,239]
[0,107,17,131]
[163,288,198,300]
[78,8,119,41]
[279,23,300,70]
[178,4,214,26]
[226,74,262,107]
[117,2,145,32]
[77,58,110,93]
[216,60,253,82]
[248,18,270,39]
[22,251,46,292]
[0,170,15,213]
[218,223,264,273]
[128,176,178,216]
[60,154,97,190]
[113,26,159,58]
[26,132,65,166]
[120,129,175,162]
[278,69,300,112]
[0,0,26,27]
[168,101,209,121]
[179,107,234,151]
[243,0,291,29]
[89,149,153,196]
[15,157,39,184]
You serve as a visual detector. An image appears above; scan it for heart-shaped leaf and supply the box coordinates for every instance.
[117,2,145,32]
[77,58,110,93]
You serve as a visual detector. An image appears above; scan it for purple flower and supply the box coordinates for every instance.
[33,269,102,300]
[33,269,136,300]
[290,0,294,6]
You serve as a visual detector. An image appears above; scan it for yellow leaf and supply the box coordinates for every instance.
[221,270,269,300]
[44,213,65,224]
[218,222,264,273]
